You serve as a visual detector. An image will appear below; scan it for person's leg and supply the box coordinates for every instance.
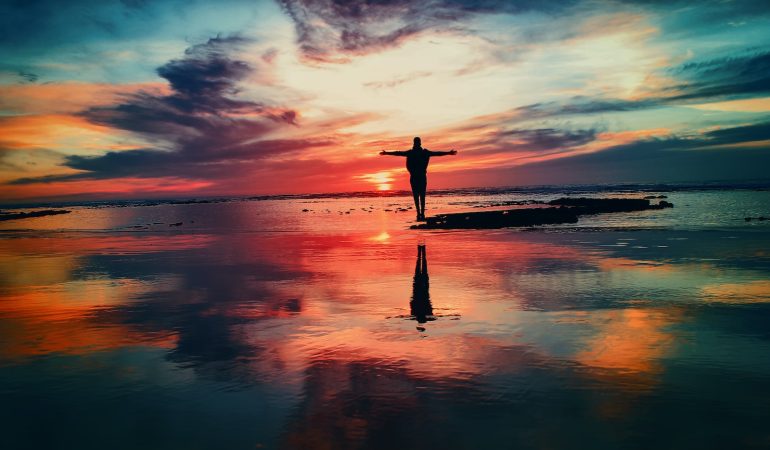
[410,177,421,220]
[418,177,427,219]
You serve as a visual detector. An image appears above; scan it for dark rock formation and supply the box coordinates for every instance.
[413,197,673,230]
[0,209,71,222]
[547,197,672,211]
[414,207,579,229]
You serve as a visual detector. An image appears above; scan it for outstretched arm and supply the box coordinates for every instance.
[380,150,409,156]
[427,149,457,156]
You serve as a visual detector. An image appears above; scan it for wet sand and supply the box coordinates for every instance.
[1,194,770,449]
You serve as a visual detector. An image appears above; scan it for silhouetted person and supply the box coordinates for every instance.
[410,244,434,329]
[380,137,457,221]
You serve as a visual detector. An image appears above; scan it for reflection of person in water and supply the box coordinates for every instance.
[380,137,457,221]
[411,244,434,329]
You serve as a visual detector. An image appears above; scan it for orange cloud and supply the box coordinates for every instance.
[2,177,213,202]
[689,97,770,113]
[0,81,168,115]
[0,114,120,150]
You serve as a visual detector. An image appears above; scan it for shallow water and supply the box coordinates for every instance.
[3,189,770,232]
[1,191,770,449]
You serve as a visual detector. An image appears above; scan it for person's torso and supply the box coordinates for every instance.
[406,149,430,174]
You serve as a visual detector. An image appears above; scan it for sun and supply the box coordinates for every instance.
[356,171,395,191]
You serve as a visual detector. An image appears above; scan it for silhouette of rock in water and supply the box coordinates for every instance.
[0,209,71,222]
[547,197,672,212]
[413,197,673,229]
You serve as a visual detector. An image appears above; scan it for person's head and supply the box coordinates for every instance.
[413,136,421,149]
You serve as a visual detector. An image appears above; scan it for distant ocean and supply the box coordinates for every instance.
[2,182,769,232]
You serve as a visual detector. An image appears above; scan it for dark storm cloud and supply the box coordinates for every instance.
[277,0,574,62]
[509,121,770,184]
[504,128,597,148]
[8,36,306,185]
[665,50,770,101]
[87,35,271,121]
[8,137,332,185]
[593,121,770,156]
[703,121,770,144]
[479,127,599,156]
[156,39,253,101]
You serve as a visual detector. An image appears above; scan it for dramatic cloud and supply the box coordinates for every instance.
[444,126,602,162]
[8,137,333,185]
[496,128,598,151]
[10,36,309,185]
[477,49,770,126]
[278,0,573,62]
[665,50,770,101]
[454,121,770,186]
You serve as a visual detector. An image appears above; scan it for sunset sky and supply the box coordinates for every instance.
[1,0,769,202]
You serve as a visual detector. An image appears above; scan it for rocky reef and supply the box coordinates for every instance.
[412,198,673,229]
[0,209,71,222]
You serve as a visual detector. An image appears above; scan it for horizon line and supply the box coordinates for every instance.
[3,179,770,209]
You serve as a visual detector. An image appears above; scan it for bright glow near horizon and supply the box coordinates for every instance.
[1,0,769,202]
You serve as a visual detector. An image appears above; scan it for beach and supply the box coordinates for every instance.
[2,187,770,449]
